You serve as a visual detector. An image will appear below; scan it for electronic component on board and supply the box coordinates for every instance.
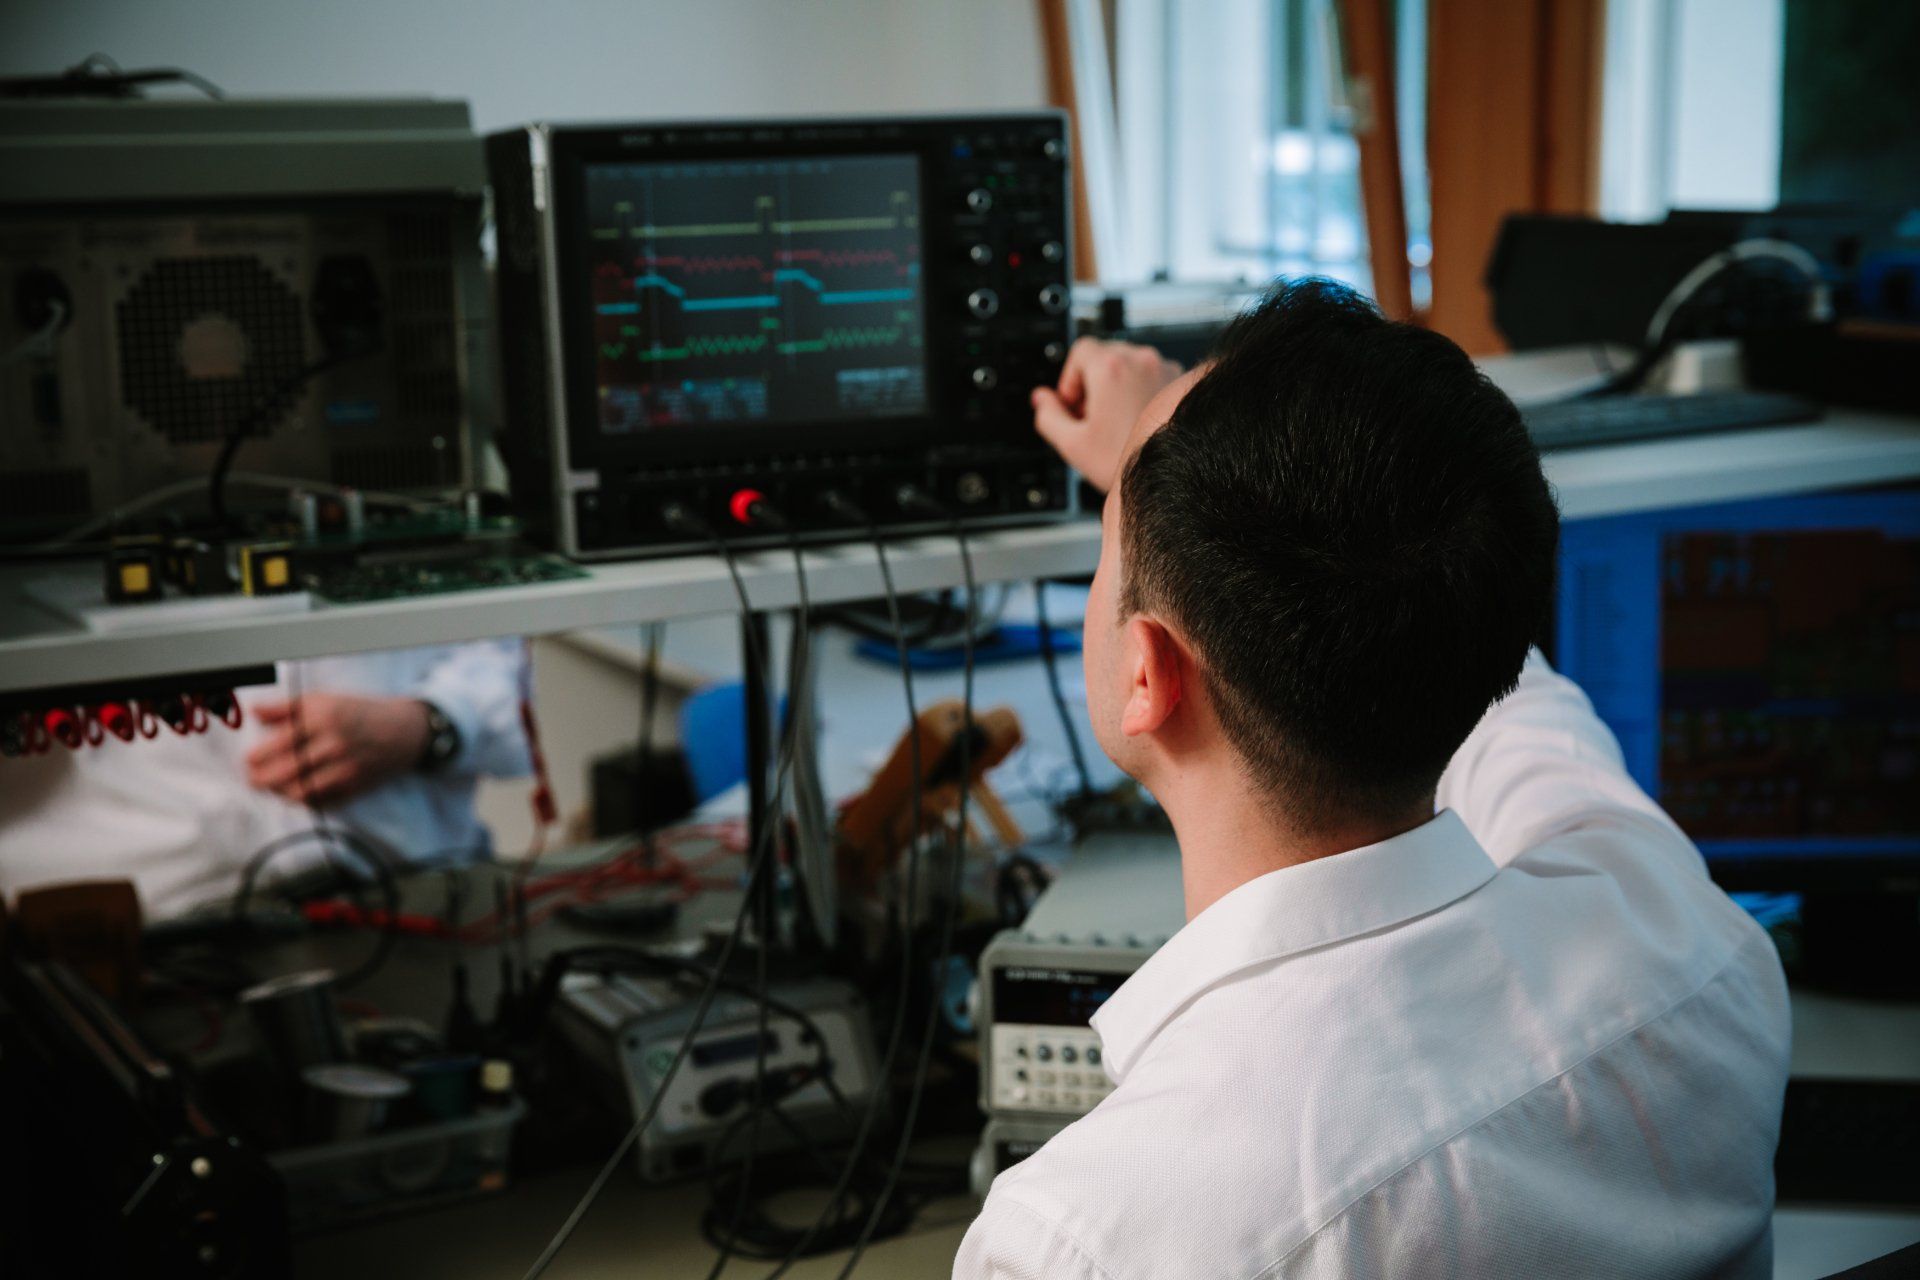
[237,541,297,595]
[102,535,164,604]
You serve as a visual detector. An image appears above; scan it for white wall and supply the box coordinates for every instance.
[0,0,1048,130]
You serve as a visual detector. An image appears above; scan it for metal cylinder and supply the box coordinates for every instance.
[301,1063,411,1141]
[240,968,347,1075]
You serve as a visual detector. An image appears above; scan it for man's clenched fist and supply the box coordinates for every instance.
[1030,337,1184,493]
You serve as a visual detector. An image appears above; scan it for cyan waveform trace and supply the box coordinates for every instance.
[595,263,920,316]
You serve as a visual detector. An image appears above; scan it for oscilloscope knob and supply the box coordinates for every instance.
[1043,341,1067,364]
[1042,137,1066,161]
[966,242,994,267]
[970,365,999,391]
[965,187,994,214]
[966,288,1001,320]
[1037,284,1070,316]
[1040,240,1065,265]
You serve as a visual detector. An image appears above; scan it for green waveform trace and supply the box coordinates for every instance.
[599,325,909,362]
[773,325,905,356]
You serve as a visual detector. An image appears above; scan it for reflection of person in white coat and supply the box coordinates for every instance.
[0,639,532,920]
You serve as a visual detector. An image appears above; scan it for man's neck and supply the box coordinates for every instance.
[1162,778,1436,920]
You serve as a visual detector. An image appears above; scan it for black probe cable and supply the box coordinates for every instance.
[1034,579,1095,801]
[758,491,930,1276]
[227,823,402,989]
[637,621,665,865]
[705,497,815,1280]
[518,508,799,1280]
[261,656,405,988]
[836,490,979,1278]
[207,353,355,529]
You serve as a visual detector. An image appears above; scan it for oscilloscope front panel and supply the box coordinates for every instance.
[489,114,1077,559]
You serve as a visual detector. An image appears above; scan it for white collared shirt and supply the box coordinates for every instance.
[956,653,1790,1279]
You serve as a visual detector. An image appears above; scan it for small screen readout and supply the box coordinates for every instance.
[991,967,1125,1027]
[691,1030,781,1068]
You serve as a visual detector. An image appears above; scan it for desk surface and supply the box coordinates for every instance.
[292,1159,977,1280]
[240,837,1920,1280]
[283,986,1920,1280]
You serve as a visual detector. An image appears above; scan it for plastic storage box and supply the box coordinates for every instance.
[268,1100,522,1232]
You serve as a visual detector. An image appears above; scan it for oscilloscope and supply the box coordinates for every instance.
[488,114,1077,559]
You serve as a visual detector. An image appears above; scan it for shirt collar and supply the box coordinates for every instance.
[1090,809,1497,1082]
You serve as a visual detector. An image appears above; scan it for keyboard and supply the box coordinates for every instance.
[1522,390,1822,452]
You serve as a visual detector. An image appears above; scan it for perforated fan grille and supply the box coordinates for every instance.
[116,255,307,443]
[333,443,444,490]
[387,214,461,421]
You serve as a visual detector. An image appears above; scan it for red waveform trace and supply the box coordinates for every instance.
[772,247,905,269]
[636,253,769,274]
[611,249,911,274]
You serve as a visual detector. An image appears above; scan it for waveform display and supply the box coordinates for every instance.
[583,154,928,431]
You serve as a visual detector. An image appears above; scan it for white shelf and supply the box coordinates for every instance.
[1544,408,1920,520]
[4,407,1918,696]
[0,521,1101,694]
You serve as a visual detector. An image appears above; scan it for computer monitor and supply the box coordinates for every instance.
[1554,485,1920,891]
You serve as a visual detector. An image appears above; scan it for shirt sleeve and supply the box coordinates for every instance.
[1435,648,1700,875]
[954,1195,1111,1280]
[411,639,534,780]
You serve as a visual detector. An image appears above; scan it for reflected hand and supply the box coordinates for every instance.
[246,693,430,806]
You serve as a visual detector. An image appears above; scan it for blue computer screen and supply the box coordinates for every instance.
[1556,487,1920,864]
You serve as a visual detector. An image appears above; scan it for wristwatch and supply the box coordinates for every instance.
[415,700,462,773]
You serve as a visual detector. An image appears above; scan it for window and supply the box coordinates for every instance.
[1599,0,1785,221]
[1093,0,1429,305]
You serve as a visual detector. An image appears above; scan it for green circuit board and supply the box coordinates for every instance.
[309,553,589,604]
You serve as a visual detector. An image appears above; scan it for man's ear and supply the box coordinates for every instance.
[1119,616,1185,738]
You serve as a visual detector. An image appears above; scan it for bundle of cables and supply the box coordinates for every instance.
[520,486,983,1279]
[726,487,982,1280]
[278,823,748,948]
[519,494,828,1280]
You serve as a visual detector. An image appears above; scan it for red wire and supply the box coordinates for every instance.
[291,819,753,947]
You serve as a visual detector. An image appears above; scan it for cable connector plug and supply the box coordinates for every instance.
[660,501,714,540]
[892,483,946,519]
[819,489,869,526]
[728,487,788,530]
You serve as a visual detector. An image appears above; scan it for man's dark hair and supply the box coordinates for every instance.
[1118,278,1558,826]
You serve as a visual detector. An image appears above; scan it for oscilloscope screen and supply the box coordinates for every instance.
[584,154,929,432]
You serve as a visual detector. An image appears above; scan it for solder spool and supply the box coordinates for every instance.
[241,968,349,1074]
[302,1063,411,1140]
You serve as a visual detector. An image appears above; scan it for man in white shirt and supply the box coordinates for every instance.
[957,281,1791,1278]
[0,640,532,920]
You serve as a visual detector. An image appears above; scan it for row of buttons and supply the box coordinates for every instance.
[1004,1084,1105,1110]
[1013,1041,1099,1066]
[1010,1068,1101,1088]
